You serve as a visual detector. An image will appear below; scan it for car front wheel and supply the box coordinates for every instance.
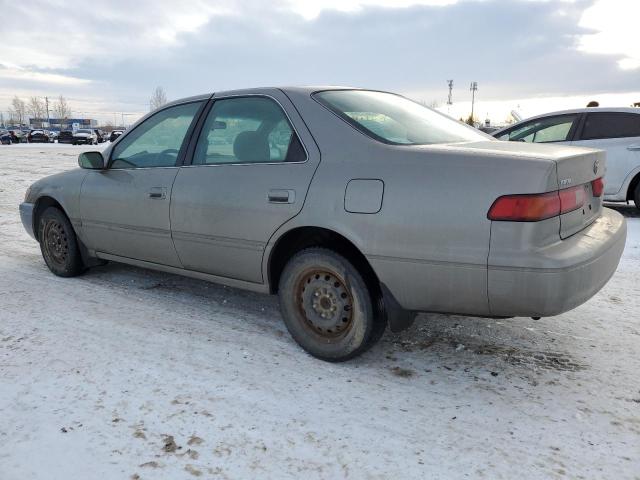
[278,248,381,361]
[38,207,85,277]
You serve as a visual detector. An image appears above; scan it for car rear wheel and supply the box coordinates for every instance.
[278,248,381,362]
[38,207,85,277]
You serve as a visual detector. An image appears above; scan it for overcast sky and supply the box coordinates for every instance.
[1,0,638,124]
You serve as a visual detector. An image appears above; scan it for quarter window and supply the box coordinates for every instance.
[193,97,306,165]
[580,113,640,140]
[498,115,577,143]
[110,102,203,169]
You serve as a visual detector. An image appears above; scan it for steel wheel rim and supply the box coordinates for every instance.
[295,269,354,338]
[43,219,69,267]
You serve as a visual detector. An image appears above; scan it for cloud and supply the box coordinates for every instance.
[1,0,638,121]
[578,0,640,70]
[0,65,91,86]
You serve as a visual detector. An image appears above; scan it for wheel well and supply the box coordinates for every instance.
[268,227,381,298]
[32,196,65,241]
[627,172,640,201]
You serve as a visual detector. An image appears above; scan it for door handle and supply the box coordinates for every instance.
[268,189,295,204]
[148,187,166,199]
[627,144,640,151]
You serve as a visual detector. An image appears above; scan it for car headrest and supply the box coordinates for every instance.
[233,131,269,163]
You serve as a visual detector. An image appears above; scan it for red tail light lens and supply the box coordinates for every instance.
[558,185,586,214]
[591,177,604,197]
[487,191,560,221]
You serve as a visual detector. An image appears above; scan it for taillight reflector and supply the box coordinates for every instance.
[487,191,560,222]
[591,177,604,197]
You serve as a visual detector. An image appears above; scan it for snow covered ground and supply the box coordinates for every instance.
[0,143,639,480]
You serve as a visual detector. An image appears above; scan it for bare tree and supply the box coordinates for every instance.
[53,95,71,129]
[150,86,167,111]
[9,96,27,125]
[28,97,45,123]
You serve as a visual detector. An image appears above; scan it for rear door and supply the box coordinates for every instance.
[80,101,204,266]
[170,91,320,283]
[571,112,640,196]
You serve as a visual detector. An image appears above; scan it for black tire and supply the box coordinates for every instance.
[278,248,382,361]
[38,207,85,277]
[634,183,640,211]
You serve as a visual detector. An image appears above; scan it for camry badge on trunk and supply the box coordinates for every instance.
[593,159,600,174]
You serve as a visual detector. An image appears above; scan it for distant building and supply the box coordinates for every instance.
[29,117,98,129]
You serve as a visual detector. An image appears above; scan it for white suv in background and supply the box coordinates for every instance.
[493,108,640,209]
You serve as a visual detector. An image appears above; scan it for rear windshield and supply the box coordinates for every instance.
[313,90,487,145]
[77,129,92,133]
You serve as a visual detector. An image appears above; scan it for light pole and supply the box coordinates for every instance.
[470,81,478,125]
[44,96,50,129]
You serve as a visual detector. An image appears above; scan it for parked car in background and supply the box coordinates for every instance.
[8,130,25,143]
[72,129,98,145]
[27,130,54,143]
[493,107,640,209]
[48,129,60,142]
[57,130,75,144]
[94,129,107,143]
[0,130,12,144]
[478,125,500,134]
[109,130,124,142]
[19,87,626,361]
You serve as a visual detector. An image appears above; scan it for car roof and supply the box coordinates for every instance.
[177,86,378,101]
[493,107,640,135]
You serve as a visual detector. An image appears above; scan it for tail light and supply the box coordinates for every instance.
[558,185,587,214]
[591,177,604,197]
[487,192,560,221]
[489,182,595,222]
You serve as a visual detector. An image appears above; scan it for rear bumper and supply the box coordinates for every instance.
[488,208,627,317]
[20,202,36,240]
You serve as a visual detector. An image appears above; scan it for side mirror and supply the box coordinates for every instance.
[78,151,105,169]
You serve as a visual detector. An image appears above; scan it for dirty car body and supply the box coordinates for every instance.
[20,87,627,361]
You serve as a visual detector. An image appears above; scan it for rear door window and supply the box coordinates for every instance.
[579,112,640,140]
[497,114,578,143]
[192,96,306,165]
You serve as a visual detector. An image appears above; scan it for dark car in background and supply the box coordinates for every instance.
[7,130,25,143]
[0,130,12,144]
[57,130,74,144]
[28,130,53,143]
[109,130,124,142]
[94,129,107,143]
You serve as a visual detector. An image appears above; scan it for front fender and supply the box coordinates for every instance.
[27,169,87,240]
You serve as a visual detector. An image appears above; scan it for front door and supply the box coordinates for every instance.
[170,93,320,283]
[80,101,204,266]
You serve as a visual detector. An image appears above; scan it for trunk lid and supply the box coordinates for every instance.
[555,147,605,239]
[437,141,606,238]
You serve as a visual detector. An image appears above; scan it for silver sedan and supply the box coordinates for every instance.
[20,87,627,361]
